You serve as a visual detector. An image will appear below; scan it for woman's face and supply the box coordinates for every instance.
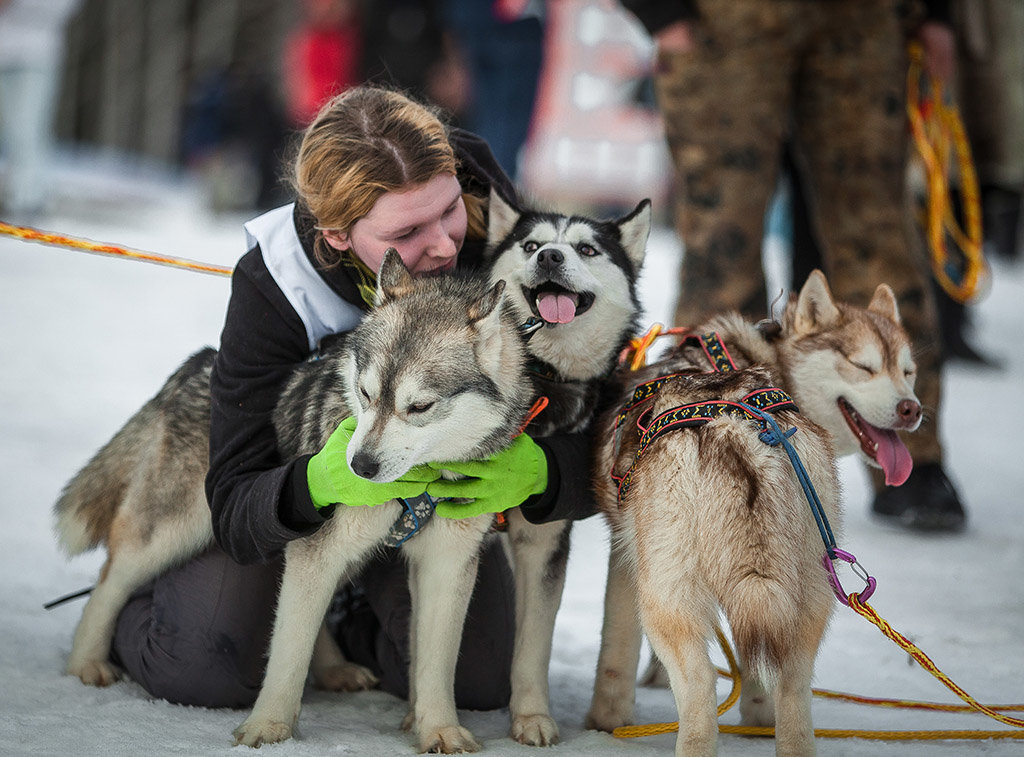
[323,173,467,276]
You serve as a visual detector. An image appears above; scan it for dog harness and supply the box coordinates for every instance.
[611,332,878,612]
[610,332,798,503]
[383,494,440,548]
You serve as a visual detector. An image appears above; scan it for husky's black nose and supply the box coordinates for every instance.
[350,452,379,480]
[536,247,564,271]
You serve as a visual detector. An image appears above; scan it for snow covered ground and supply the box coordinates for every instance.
[2,159,1023,755]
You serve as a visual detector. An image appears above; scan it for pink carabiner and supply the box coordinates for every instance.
[823,548,877,606]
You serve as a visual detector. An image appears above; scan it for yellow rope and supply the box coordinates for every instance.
[613,595,1024,741]
[714,627,742,716]
[848,594,1024,729]
[906,42,985,303]
[0,221,234,277]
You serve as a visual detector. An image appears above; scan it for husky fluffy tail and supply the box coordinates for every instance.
[53,348,216,556]
[723,575,800,691]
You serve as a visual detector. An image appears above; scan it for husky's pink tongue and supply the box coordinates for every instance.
[863,422,914,486]
[536,292,578,324]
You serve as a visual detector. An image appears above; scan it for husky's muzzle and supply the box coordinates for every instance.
[523,247,595,325]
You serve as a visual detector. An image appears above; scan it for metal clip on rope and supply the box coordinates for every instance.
[823,548,877,606]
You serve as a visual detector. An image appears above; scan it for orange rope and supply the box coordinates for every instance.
[906,42,985,303]
[0,220,234,277]
[618,323,690,370]
[518,396,549,433]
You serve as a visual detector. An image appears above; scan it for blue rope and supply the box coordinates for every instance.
[740,402,838,559]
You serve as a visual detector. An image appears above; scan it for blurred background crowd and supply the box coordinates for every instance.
[0,0,1021,345]
[0,0,674,219]
[0,1,1018,251]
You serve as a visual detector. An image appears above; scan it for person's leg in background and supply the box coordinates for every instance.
[796,0,965,530]
[784,138,825,291]
[956,0,1024,264]
[0,61,61,217]
[442,1,544,182]
[655,0,798,327]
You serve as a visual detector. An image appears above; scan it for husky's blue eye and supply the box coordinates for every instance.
[579,244,597,257]
[523,241,539,253]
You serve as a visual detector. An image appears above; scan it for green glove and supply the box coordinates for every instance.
[307,416,441,509]
[425,433,548,519]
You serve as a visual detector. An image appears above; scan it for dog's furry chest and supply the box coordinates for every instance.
[526,375,601,437]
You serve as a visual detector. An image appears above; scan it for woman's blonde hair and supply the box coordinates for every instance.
[292,86,486,266]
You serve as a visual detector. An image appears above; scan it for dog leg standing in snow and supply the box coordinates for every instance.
[478,189,650,745]
[55,252,535,752]
[586,271,922,756]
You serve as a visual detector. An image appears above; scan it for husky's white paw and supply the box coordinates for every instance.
[232,718,294,748]
[511,714,559,746]
[312,661,378,692]
[69,659,120,687]
[583,699,633,733]
[417,725,480,754]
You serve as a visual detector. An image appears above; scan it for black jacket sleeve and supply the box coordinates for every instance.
[519,431,599,524]
[205,247,328,564]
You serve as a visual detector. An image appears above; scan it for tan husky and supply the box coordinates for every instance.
[585,271,921,756]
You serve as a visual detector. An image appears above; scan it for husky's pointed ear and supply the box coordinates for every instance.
[487,186,521,248]
[793,269,841,335]
[867,282,902,325]
[376,248,415,306]
[469,279,511,376]
[468,279,506,324]
[616,198,652,269]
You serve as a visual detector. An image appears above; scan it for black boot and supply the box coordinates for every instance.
[932,279,1000,367]
[982,185,1021,261]
[871,462,967,532]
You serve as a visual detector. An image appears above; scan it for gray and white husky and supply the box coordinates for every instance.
[484,189,651,745]
[54,250,534,753]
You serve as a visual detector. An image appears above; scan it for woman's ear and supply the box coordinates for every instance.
[321,229,350,252]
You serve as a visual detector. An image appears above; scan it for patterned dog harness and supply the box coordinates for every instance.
[611,332,798,502]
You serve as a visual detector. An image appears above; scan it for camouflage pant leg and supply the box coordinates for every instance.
[955,0,1024,188]
[655,0,803,328]
[794,1,944,465]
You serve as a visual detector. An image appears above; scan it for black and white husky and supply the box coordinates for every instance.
[484,190,651,745]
